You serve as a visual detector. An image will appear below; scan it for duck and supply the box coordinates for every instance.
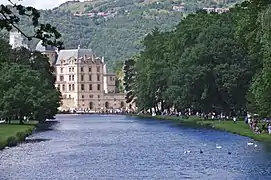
[254,144,258,148]
[247,142,254,146]
[228,152,232,155]
[200,149,203,153]
[216,144,222,149]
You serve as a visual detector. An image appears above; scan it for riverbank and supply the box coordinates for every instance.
[137,115,271,142]
[0,120,59,150]
[0,121,37,150]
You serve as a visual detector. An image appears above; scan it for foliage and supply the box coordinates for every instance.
[0,0,62,48]
[0,0,241,70]
[123,58,136,103]
[0,40,61,123]
[133,0,271,117]
[251,5,271,117]
[0,122,35,149]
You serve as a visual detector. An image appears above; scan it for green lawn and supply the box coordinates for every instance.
[137,115,271,142]
[0,121,37,149]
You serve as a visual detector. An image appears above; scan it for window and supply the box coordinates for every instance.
[98,95,100,98]
[69,67,71,72]
[69,75,71,81]
[69,84,71,91]
[59,75,64,81]
[89,67,91,72]
[72,84,75,91]
[62,84,65,91]
[114,98,116,101]
[69,94,71,99]
[81,84,84,91]
[89,102,93,109]
[97,75,100,81]
[82,95,84,99]
[89,84,92,91]
[72,75,74,81]
[97,84,100,91]
[60,68,63,73]
[81,75,84,81]
[89,75,92,81]
[89,95,93,98]
[97,66,100,73]
[72,67,74,72]
[110,76,113,81]
[57,85,60,91]
[81,67,84,72]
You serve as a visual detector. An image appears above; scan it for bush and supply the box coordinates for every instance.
[16,132,26,141]
[0,127,34,150]
[0,140,6,150]
[7,136,17,147]
[25,128,33,136]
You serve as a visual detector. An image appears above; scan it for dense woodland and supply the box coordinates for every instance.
[1,0,241,69]
[124,0,271,117]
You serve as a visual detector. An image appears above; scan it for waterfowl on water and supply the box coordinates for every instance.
[228,152,232,155]
[254,144,258,148]
[216,144,222,149]
[247,142,254,146]
[200,149,203,153]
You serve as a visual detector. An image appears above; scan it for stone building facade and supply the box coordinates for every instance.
[36,42,127,112]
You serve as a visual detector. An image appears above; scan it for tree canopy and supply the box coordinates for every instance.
[131,0,271,117]
[0,1,62,123]
[0,40,61,123]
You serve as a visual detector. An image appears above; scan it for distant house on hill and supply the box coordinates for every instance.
[203,7,230,14]
[172,5,185,12]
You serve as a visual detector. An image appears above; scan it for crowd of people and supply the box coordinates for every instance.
[145,109,271,135]
[245,114,271,134]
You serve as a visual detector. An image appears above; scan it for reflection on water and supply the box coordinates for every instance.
[1,114,271,180]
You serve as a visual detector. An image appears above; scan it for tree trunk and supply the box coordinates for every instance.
[161,101,164,112]
[19,113,24,124]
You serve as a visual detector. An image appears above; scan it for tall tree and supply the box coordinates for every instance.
[250,6,271,117]
[123,58,136,104]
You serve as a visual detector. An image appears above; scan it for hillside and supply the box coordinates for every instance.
[2,0,242,69]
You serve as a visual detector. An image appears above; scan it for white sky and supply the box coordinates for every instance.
[1,0,79,9]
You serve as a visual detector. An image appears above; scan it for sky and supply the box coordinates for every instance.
[1,0,77,9]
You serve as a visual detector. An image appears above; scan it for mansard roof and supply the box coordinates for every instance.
[56,48,94,65]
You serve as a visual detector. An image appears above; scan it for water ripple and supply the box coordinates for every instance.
[0,114,271,180]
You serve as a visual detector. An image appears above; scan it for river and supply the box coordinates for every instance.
[1,114,271,180]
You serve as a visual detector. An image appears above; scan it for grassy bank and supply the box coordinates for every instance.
[137,115,271,142]
[0,121,37,150]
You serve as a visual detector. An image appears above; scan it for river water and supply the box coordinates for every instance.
[1,114,271,180]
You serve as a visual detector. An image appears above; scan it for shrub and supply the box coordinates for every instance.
[16,132,26,141]
[7,136,17,147]
[0,140,6,150]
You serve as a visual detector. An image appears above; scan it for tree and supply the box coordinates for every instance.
[0,40,61,123]
[250,6,271,117]
[123,58,136,104]
[0,0,62,47]
[133,0,271,116]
